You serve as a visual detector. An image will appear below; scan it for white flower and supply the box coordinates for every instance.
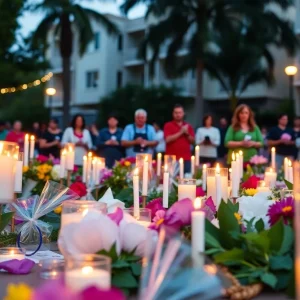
[98,188,125,213]
[51,165,61,180]
[211,218,219,228]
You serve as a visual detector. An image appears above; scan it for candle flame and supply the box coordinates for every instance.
[216,163,220,174]
[236,152,239,158]
[270,168,273,173]
[68,145,73,152]
[9,250,15,255]
[0,142,3,154]
[82,266,93,275]
[30,135,35,141]
[284,157,288,162]
[195,145,199,151]
[134,168,139,176]
[88,152,92,158]
[239,150,243,156]
[194,197,202,209]
[204,265,217,275]
[164,164,168,173]
[179,158,183,164]
[62,149,67,156]
[157,153,162,159]
[203,164,207,170]
[261,181,266,187]
[191,156,195,161]
[229,168,232,173]
[83,155,87,161]
[288,160,292,167]
[25,134,29,141]
[271,147,275,152]
[232,152,235,161]
[144,156,148,163]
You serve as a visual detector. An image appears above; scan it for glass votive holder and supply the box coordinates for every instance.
[123,208,152,227]
[0,247,25,263]
[65,254,111,292]
[178,178,196,201]
[257,181,269,193]
[39,258,64,279]
[164,155,176,176]
[61,200,107,229]
[280,189,293,200]
[136,153,153,171]
[206,167,229,202]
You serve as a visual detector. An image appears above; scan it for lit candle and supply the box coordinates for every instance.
[14,153,23,193]
[87,152,93,184]
[96,159,104,185]
[284,157,289,181]
[0,249,25,263]
[257,181,269,193]
[178,179,196,201]
[179,158,184,179]
[65,266,111,292]
[229,168,232,181]
[142,157,149,196]
[231,153,239,198]
[66,145,75,171]
[191,156,195,177]
[236,152,240,181]
[157,153,162,177]
[133,168,140,219]
[264,168,277,188]
[271,147,276,170]
[192,198,205,254]
[195,146,200,167]
[61,209,89,229]
[60,150,66,179]
[24,134,29,167]
[288,160,293,183]
[215,164,221,208]
[29,135,35,160]
[202,164,207,192]
[163,165,169,208]
[239,151,243,179]
[82,156,87,183]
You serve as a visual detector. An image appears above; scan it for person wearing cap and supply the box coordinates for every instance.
[0,120,8,141]
[97,115,124,168]
[39,118,62,158]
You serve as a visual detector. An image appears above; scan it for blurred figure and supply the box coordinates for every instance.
[267,114,295,169]
[196,115,220,165]
[89,124,99,149]
[39,118,62,158]
[97,115,123,168]
[62,114,93,166]
[5,121,11,131]
[225,104,263,164]
[0,120,8,141]
[164,104,195,173]
[218,117,228,163]
[259,126,269,158]
[121,109,157,157]
[6,120,25,149]
[294,116,300,159]
[31,122,40,136]
[153,121,165,156]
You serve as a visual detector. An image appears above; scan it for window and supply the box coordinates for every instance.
[86,71,99,88]
[117,71,123,88]
[118,35,123,51]
[87,32,101,53]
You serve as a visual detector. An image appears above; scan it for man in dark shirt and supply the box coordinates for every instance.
[39,118,62,158]
[267,114,295,170]
[217,117,228,164]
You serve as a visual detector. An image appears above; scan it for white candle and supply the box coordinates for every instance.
[239,151,243,179]
[284,157,289,181]
[14,157,23,193]
[264,168,277,188]
[92,159,97,184]
[202,164,207,192]
[137,220,151,227]
[231,153,239,198]
[66,145,75,171]
[178,182,196,201]
[142,157,149,196]
[157,153,162,177]
[195,146,200,167]
[29,135,35,159]
[191,156,195,176]
[179,158,184,179]
[61,209,89,229]
[0,250,25,263]
[257,181,269,193]
[163,165,169,208]
[133,168,140,219]
[23,134,29,167]
[192,199,205,254]
[96,160,103,184]
[87,152,93,184]
[82,156,87,183]
[60,150,66,179]
[236,152,240,181]
[288,160,293,183]
[271,147,276,170]
[215,164,222,208]
[66,266,111,292]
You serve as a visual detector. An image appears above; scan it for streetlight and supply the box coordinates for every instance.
[285,66,298,101]
[45,88,56,119]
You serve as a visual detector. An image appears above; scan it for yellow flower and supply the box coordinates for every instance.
[4,283,33,300]
[22,166,29,173]
[37,172,45,180]
[234,212,242,224]
[45,175,50,181]
[124,161,131,167]
[245,188,257,196]
[54,206,62,214]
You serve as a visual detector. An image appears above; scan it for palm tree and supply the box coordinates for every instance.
[122,0,297,124]
[31,0,118,128]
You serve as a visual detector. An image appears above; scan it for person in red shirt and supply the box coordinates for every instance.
[164,104,195,172]
[6,121,25,150]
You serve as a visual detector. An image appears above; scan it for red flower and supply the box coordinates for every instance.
[69,182,87,197]
[196,186,205,197]
[73,165,79,173]
[241,175,260,189]
[36,155,50,163]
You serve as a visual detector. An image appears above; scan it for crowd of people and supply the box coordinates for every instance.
[1,103,299,171]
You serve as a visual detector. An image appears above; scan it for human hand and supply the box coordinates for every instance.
[105,140,113,145]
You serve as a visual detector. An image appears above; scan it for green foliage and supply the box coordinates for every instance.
[0,212,14,233]
[0,232,18,247]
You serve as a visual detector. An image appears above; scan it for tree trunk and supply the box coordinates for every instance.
[230,93,238,112]
[60,13,73,129]
[195,59,204,127]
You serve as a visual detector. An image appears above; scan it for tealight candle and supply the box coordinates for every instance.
[0,247,25,263]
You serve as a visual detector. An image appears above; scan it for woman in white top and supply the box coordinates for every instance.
[62,114,93,166]
[196,115,220,165]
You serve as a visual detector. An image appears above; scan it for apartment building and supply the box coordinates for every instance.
[46,8,296,124]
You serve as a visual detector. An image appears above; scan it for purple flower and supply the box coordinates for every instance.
[149,210,182,235]
[267,197,294,226]
[81,287,125,300]
[168,198,194,226]
[108,207,124,225]
[146,198,165,219]
[100,168,113,184]
[204,197,217,214]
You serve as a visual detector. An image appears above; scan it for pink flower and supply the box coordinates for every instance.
[73,165,79,173]
[36,155,50,163]
[146,198,165,219]
[241,175,260,189]
[196,186,205,197]
[168,198,194,226]
[249,155,268,165]
[204,196,217,214]
[81,287,125,300]
[281,133,292,141]
[108,207,124,225]
[267,197,294,226]
[100,168,113,184]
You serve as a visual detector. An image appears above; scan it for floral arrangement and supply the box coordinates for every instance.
[249,155,268,174]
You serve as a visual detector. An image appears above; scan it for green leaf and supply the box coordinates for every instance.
[268,219,284,253]
[246,217,256,233]
[97,243,118,262]
[269,255,293,271]
[0,212,14,232]
[130,262,141,276]
[279,224,294,255]
[255,219,265,232]
[112,269,138,288]
[205,231,223,249]
[214,248,244,264]
[115,188,133,206]
[284,179,293,190]
[112,260,130,269]
[205,248,222,255]
[241,231,270,254]
[260,272,277,288]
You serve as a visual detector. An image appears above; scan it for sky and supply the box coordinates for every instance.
[19,0,146,37]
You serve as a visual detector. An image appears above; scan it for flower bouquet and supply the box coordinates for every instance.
[249,155,268,175]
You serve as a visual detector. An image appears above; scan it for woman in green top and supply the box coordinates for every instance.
[225,104,263,164]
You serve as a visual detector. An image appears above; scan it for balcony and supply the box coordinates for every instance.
[124,48,144,66]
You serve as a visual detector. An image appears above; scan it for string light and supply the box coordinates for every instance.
[0,72,53,94]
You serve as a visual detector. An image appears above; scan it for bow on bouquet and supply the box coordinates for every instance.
[5,181,79,254]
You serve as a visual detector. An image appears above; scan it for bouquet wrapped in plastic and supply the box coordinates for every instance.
[5,181,79,253]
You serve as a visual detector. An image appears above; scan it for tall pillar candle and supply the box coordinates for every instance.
[202,164,207,192]
[288,160,293,183]
[23,134,29,167]
[142,157,149,196]
[231,153,239,198]
[207,166,228,205]
[178,179,196,201]
[82,156,87,183]
[163,166,169,208]
[195,146,200,167]
[29,135,35,160]
[271,147,276,170]
[239,151,243,179]
[236,152,240,181]
[192,200,205,254]
[87,152,93,184]
[284,157,289,180]
[60,150,66,179]
[215,164,222,208]
[264,168,277,188]
[179,158,184,179]
[66,144,75,171]
[191,156,195,177]
[156,153,162,177]
[133,168,140,219]
[14,153,23,193]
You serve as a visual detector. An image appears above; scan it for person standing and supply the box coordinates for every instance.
[267,114,295,168]
[293,116,300,159]
[196,115,220,165]
[39,118,62,158]
[6,121,25,149]
[218,117,228,163]
[225,104,263,164]
[62,114,93,166]
[164,104,195,172]
[153,121,165,156]
[121,109,157,157]
[0,121,8,141]
[97,115,123,168]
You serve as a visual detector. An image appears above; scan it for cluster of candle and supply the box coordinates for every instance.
[82,153,105,186]
[23,134,35,168]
